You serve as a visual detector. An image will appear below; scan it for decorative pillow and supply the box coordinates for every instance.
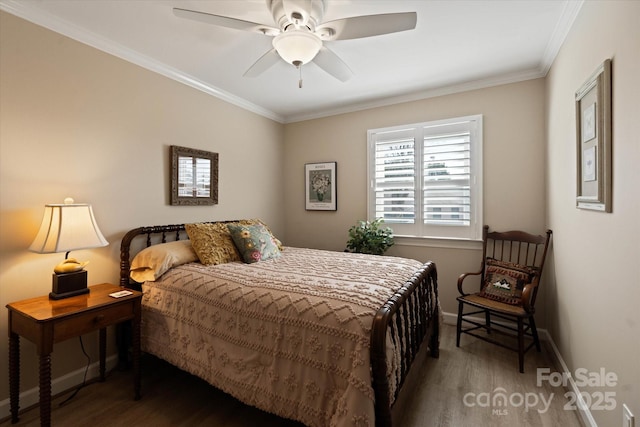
[185,219,281,265]
[254,220,284,251]
[130,240,198,282]
[227,223,281,264]
[185,222,245,265]
[479,258,538,305]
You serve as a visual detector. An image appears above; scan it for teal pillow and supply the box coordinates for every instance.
[227,223,281,263]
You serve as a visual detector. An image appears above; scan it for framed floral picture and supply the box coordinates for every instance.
[305,162,337,211]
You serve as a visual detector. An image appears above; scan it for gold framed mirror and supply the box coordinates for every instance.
[170,145,218,206]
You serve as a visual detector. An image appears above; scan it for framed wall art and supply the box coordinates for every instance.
[170,145,218,206]
[575,59,612,212]
[305,162,337,211]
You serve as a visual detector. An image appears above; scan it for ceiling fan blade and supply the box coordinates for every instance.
[317,12,417,41]
[313,46,353,82]
[173,8,279,35]
[243,49,281,77]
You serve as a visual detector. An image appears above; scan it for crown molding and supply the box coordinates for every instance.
[284,1,583,124]
[0,0,285,123]
[1,0,583,125]
[539,0,584,75]
[283,68,546,123]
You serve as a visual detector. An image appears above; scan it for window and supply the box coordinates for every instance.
[178,156,211,198]
[367,115,483,240]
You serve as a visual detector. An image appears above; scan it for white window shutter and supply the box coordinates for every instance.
[423,127,471,226]
[368,115,482,241]
[372,133,416,224]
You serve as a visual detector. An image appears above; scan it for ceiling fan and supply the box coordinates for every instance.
[173,0,417,86]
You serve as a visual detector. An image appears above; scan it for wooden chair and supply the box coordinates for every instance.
[456,225,552,373]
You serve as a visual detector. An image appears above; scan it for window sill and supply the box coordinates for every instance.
[394,235,483,250]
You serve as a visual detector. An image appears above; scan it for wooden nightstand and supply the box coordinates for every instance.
[6,283,142,427]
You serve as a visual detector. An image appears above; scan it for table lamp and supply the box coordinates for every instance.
[29,198,109,299]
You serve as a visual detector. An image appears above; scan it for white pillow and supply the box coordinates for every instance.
[130,240,197,282]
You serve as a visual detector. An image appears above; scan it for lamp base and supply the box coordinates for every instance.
[50,270,88,300]
[49,287,90,300]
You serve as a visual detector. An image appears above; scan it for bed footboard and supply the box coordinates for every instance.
[370,261,439,427]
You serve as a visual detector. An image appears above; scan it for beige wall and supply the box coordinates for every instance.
[0,11,284,403]
[3,1,638,425]
[545,1,640,426]
[283,79,547,319]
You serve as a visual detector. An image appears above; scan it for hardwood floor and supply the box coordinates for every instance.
[399,324,585,427]
[1,324,584,427]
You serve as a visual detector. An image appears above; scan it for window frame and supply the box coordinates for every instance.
[170,145,219,206]
[367,114,483,241]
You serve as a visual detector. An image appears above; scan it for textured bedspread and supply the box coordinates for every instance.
[140,247,426,427]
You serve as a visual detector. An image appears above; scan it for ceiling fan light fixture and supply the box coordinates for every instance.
[272,30,322,66]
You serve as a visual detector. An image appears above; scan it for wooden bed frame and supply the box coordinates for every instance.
[119,223,440,427]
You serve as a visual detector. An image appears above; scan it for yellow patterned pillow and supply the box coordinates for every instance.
[185,219,278,265]
[186,222,239,265]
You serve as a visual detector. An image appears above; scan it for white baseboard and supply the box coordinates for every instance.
[0,355,119,421]
[443,310,596,426]
[543,333,597,427]
[442,310,458,325]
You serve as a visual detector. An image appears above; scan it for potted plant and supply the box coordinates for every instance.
[346,218,395,255]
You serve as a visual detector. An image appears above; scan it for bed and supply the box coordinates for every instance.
[119,221,440,427]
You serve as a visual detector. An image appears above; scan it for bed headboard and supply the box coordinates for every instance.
[119,220,244,287]
[119,224,187,287]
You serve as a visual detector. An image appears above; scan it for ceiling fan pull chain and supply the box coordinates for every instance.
[299,64,303,88]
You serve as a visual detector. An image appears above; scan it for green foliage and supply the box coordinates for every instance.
[346,218,395,255]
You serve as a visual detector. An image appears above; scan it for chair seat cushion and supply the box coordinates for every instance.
[479,258,537,305]
[458,293,528,316]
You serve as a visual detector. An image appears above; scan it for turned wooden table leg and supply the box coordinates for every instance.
[133,315,141,400]
[6,284,142,426]
[9,332,20,424]
[39,353,52,427]
[99,328,106,382]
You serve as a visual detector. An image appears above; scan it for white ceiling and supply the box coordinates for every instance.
[1,0,583,123]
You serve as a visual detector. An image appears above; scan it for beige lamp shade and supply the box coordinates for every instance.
[29,199,108,254]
